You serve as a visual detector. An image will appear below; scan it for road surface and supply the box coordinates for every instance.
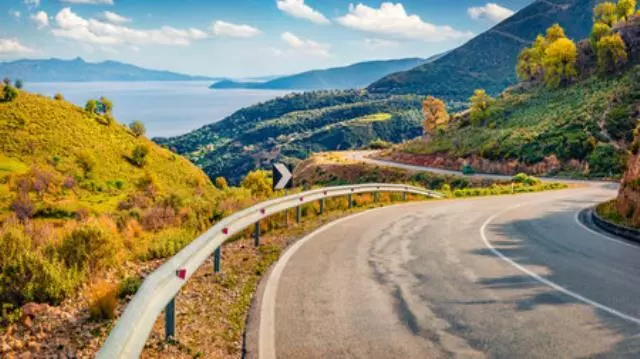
[247,181,640,358]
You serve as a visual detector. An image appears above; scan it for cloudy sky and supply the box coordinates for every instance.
[0,0,532,77]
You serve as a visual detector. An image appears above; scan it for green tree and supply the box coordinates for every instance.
[616,0,637,21]
[597,33,628,73]
[590,22,612,49]
[3,85,18,102]
[129,121,146,137]
[14,79,23,89]
[469,89,495,124]
[542,38,578,88]
[85,99,98,114]
[594,2,618,26]
[131,145,150,167]
[100,96,113,114]
[422,96,449,138]
[241,170,273,198]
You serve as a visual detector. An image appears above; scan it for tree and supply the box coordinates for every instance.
[131,145,150,167]
[215,176,228,190]
[241,170,273,198]
[3,85,18,102]
[469,89,495,124]
[542,37,578,88]
[85,99,98,114]
[100,96,113,114]
[422,96,449,138]
[590,22,612,49]
[129,121,146,137]
[597,33,628,73]
[545,23,567,43]
[594,2,618,27]
[2,78,10,85]
[54,93,64,101]
[76,150,97,178]
[616,0,636,21]
[14,79,23,89]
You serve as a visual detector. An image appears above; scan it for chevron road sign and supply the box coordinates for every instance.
[273,163,293,190]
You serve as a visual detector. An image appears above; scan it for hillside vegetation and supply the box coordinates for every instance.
[387,13,640,179]
[368,0,598,99]
[156,90,426,184]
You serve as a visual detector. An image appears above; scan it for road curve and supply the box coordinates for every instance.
[247,182,640,358]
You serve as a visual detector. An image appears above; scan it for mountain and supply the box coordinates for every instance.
[154,90,424,184]
[368,0,599,99]
[210,57,438,91]
[0,57,219,82]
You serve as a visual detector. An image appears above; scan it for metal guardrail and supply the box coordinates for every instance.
[98,184,442,358]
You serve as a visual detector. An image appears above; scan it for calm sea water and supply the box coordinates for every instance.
[25,82,290,138]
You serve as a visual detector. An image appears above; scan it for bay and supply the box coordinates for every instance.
[24,82,291,138]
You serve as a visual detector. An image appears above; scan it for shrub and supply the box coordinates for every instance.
[3,85,18,102]
[368,138,392,149]
[58,220,123,272]
[143,228,193,260]
[461,162,476,175]
[587,144,626,177]
[118,276,142,298]
[76,150,96,178]
[597,33,628,73]
[241,170,273,198]
[54,93,64,101]
[141,205,176,231]
[85,99,99,114]
[10,191,35,221]
[512,173,529,183]
[215,176,229,190]
[130,145,149,168]
[14,79,23,89]
[129,120,146,137]
[87,280,117,321]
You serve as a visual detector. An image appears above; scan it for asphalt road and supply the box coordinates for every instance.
[248,182,640,358]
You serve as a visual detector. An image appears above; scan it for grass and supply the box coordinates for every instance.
[596,199,632,227]
[351,113,392,124]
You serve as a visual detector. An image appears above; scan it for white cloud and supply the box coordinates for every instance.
[364,38,398,48]
[30,11,49,29]
[60,0,114,4]
[212,21,261,38]
[0,39,35,54]
[23,0,40,9]
[51,8,208,46]
[10,10,21,19]
[468,3,514,23]
[101,11,131,24]
[281,31,330,57]
[276,0,330,24]
[336,2,473,41]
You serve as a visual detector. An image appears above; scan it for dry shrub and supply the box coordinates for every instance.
[122,219,150,257]
[117,193,152,211]
[10,191,35,222]
[141,205,177,232]
[58,217,124,272]
[87,280,118,321]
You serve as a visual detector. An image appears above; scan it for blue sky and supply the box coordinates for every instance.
[0,0,533,77]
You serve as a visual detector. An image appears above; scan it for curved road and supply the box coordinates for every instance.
[246,166,640,358]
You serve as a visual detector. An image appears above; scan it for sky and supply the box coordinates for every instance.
[0,0,534,78]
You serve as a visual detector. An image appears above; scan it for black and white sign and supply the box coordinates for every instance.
[273,163,293,190]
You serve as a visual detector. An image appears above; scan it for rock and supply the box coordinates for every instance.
[12,339,24,351]
[21,303,47,318]
[1,341,11,353]
[26,341,39,353]
[18,351,31,359]
[19,314,32,330]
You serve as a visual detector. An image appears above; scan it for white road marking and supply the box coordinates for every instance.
[481,203,640,326]
[258,205,417,359]
[572,205,640,250]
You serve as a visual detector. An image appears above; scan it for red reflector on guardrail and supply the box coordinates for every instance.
[222,228,229,235]
[176,269,187,280]
[300,197,304,201]
[260,208,266,215]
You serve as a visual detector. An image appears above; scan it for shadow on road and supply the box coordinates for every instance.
[473,197,640,357]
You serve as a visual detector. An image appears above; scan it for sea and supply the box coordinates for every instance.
[24,81,291,138]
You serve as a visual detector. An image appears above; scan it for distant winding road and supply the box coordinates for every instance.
[245,154,640,358]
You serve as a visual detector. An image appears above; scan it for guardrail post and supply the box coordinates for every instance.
[296,206,302,224]
[165,297,176,340]
[213,247,221,273]
[348,193,353,209]
[374,192,379,202]
[319,198,325,215]
[402,192,407,201]
[254,221,261,247]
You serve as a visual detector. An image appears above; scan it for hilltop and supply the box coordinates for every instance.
[368,0,598,99]
[155,90,425,184]
[210,57,435,91]
[0,57,218,82]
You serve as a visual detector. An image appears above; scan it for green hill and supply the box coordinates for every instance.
[155,90,425,184]
[0,87,221,316]
[368,0,598,99]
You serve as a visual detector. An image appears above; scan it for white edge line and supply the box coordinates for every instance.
[258,204,416,359]
[573,204,640,250]
[481,203,640,325]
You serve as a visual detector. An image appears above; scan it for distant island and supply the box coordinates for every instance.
[209,56,441,91]
[0,57,221,82]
